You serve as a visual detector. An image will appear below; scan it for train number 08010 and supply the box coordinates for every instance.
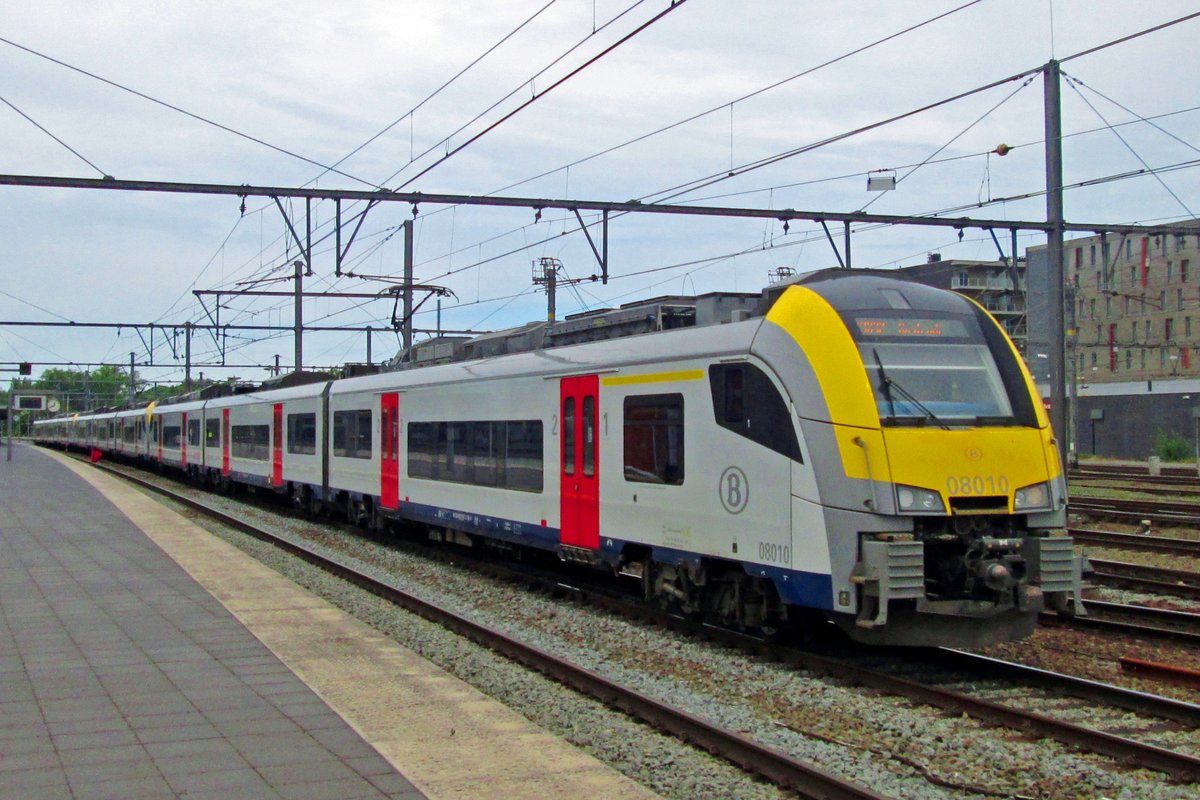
[758,542,790,564]
[945,475,1009,496]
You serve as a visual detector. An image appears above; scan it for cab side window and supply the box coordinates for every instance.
[709,364,802,462]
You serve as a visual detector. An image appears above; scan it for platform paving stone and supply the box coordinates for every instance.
[0,445,426,800]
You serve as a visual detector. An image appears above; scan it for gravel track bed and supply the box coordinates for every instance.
[122,472,1198,800]
[1089,585,1200,614]
[977,625,1200,708]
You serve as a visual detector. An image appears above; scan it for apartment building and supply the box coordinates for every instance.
[896,255,1028,356]
[1044,224,1200,383]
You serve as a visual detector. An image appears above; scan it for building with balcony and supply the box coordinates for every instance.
[896,255,1028,356]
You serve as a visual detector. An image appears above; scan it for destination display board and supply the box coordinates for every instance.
[853,316,969,338]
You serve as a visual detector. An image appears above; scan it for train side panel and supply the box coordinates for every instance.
[392,374,556,549]
[223,397,274,487]
[596,358,804,591]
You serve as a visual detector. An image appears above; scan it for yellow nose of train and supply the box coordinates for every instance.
[765,278,1063,517]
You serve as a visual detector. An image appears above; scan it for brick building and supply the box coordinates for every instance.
[1032,223,1200,384]
[1025,223,1200,459]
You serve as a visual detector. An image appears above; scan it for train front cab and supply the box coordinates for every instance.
[764,274,1086,647]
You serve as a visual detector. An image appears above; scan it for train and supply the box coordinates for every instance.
[33,268,1086,647]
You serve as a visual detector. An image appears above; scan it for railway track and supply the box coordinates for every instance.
[86,458,885,800]
[1070,527,1200,557]
[1089,558,1200,601]
[86,456,1200,785]
[1071,481,1200,499]
[1070,464,1200,482]
[1069,495,1200,526]
[1064,600,1200,645]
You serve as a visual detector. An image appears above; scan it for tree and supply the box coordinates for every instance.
[30,366,137,411]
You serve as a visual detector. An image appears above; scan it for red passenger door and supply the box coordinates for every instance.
[380,393,400,510]
[560,375,599,550]
[221,409,231,476]
[272,403,284,487]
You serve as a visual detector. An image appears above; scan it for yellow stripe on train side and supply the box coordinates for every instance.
[601,370,705,387]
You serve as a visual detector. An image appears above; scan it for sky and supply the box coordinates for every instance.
[2,0,1199,389]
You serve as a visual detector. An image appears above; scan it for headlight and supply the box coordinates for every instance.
[896,484,945,513]
[1014,481,1051,511]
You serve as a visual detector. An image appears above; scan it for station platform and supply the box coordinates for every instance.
[1,444,658,800]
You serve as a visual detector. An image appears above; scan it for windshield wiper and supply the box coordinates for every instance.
[872,349,951,430]
[872,350,896,418]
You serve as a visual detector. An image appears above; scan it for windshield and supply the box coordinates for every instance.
[863,342,1013,424]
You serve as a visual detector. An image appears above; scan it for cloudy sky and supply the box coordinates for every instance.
[2,0,1198,387]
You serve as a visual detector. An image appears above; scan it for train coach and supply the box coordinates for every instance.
[35,269,1086,647]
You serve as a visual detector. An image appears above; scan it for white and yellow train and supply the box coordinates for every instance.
[35,269,1085,646]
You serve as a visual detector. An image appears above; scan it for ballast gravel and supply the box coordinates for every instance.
[134,481,1198,800]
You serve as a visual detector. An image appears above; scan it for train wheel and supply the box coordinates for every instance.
[345,496,366,527]
[307,492,327,520]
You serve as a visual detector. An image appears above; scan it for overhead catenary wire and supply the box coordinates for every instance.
[222,0,573,254]
[164,0,984,331]
[204,0,569,292]
[313,0,562,185]
[380,0,654,189]
[676,104,1200,208]
[1063,70,1196,218]
[0,35,382,188]
[11,8,1200,379]
[638,11,1200,207]
[1064,79,1200,159]
[413,15,1200,313]
[0,93,109,177]
[0,288,75,323]
[393,0,685,189]
[436,154,1200,324]
[488,0,987,197]
[856,75,1038,215]
[148,1,1032,342]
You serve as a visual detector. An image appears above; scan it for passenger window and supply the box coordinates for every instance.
[582,396,595,478]
[563,398,576,476]
[406,419,543,493]
[287,413,317,455]
[623,394,683,485]
[333,409,372,459]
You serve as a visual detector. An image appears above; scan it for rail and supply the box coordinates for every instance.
[84,458,885,800]
[77,452,1200,784]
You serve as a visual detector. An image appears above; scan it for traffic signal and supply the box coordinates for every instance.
[19,362,32,376]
